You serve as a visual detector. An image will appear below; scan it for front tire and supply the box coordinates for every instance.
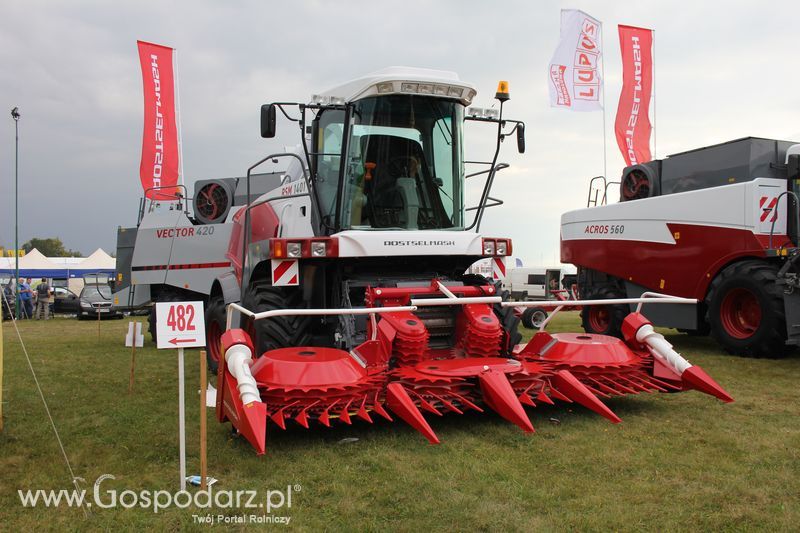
[706,260,790,357]
[205,294,227,373]
[580,286,627,338]
[240,281,312,357]
[494,287,522,353]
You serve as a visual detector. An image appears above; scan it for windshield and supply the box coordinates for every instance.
[316,95,464,231]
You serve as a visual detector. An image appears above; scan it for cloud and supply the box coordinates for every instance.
[0,0,798,262]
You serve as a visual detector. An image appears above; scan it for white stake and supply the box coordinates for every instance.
[178,347,186,491]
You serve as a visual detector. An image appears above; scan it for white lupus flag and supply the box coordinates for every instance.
[548,9,603,111]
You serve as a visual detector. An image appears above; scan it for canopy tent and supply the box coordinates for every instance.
[66,248,116,277]
[0,248,115,279]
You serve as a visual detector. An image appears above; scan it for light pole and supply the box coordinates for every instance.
[11,107,20,319]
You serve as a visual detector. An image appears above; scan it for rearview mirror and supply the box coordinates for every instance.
[516,123,525,154]
[260,104,277,138]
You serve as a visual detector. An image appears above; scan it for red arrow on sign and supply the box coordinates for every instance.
[169,338,196,345]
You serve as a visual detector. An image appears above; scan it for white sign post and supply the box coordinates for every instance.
[125,322,145,394]
[155,301,206,492]
[125,321,145,348]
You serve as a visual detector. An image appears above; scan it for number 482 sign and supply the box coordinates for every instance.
[155,301,206,349]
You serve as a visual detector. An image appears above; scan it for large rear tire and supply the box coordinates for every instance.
[580,286,627,338]
[205,294,227,373]
[706,260,790,357]
[240,281,312,357]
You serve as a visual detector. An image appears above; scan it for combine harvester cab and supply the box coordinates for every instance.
[205,67,732,454]
[563,137,800,358]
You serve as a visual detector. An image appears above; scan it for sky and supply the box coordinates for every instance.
[1,0,799,264]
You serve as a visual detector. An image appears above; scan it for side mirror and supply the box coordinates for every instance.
[516,123,526,154]
[260,104,277,138]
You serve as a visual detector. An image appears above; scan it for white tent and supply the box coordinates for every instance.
[18,248,59,271]
[76,248,116,272]
[0,248,115,292]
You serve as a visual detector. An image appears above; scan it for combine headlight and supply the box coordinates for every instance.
[401,82,419,93]
[483,240,496,255]
[496,241,507,255]
[377,82,394,93]
[287,242,302,258]
[311,242,327,257]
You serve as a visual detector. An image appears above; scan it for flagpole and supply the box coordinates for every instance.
[652,29,657,159]
[601,21,608,181]
[173,48,186,189]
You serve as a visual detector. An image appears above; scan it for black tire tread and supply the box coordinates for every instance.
[241,280,313,356]
[521,307,548,329]
[494,287,522,353]
[580,285,627,338]
[147,292,184,344]
[205,294,227,373]
[706,260,790,358]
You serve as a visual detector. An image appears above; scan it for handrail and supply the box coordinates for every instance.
[466,163,510,230]
[505,292,697,333]
[587,176,606,207]
[502,294,697,310]
[768,190,799,250]
[143,184,190,215]
[225,287,697,343]
[225,302,418,341]
[241,152,314,289]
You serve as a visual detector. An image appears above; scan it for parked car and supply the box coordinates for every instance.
[78,284,123,320]
[52,286,81,315]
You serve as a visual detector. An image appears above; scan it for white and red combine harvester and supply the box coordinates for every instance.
[114,68,732,453]
[562,137,800,357]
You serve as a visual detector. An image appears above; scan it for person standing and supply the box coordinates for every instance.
[35,277,52,320]
[2,281,14,319]
[19,277,33,319]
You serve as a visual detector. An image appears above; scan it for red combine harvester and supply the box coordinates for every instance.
[115,68,732,454]
[563,137,800,357]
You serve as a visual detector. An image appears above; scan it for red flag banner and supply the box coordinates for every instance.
[137,40,179,200]
[615,25,653,166]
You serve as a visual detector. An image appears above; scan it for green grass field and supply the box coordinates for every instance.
[1,314,798,531]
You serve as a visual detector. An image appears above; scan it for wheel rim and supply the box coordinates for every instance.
[720,287,761,339]
[208,320,222,364]
[532,311,546,328]
[588,306,610,332]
